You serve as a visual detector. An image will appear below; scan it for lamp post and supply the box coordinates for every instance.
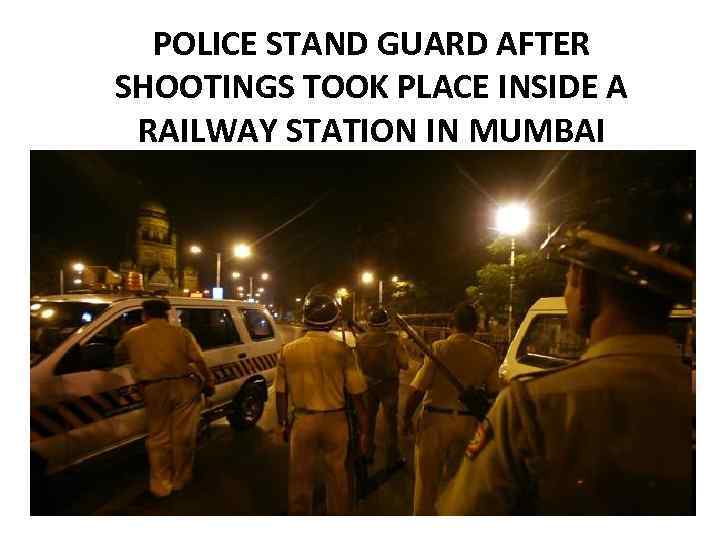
[495,203,531,342]
[248,271,270,299]
[189,243,251,294]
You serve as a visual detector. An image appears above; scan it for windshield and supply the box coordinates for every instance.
[30,301,109,366]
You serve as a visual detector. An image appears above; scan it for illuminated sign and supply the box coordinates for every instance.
[212,287,224,300]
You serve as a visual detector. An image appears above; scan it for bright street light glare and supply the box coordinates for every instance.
[234,244,252,258]
[295,298,302,302]
[73,278,82,285]
[361,271,374,284]
[261,272,269,281]
[231,271,241,279]
[189,245,202,254]
[72,263,85,272]
[496,203,531,236]
[391,275,399,283]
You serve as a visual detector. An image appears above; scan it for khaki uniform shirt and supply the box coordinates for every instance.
[355,328,409,381]
[276,330,368,411]
[410,333,500,410]
[114,319,205,382]
[438,334,694,515]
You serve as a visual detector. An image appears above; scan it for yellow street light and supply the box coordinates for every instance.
[72,262,85,273]
[361,271,374,285]
[496,202,531,236]
[261,272,269,281]
[234,243,251,258]
[189,245,202,254]
[295,297,302,303]
[336,287,349,298]
[391,275,399,283]
[231,271,241,279]
[72,278,82,285]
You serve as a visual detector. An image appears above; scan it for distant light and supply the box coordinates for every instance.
[254,292,261,297]
[183,288,190,294]
[203,289,210,295]
[212,287,224,300]
[189,245,202,254]
[361,271,374,285]
[391,275,399,283]
[231,271,241,279]
[273,312,279,318]
[81,312,92,323]
[269,304,274,308]
[257,287,265,293]
[234,244,251,258]
[239,286,244,291]
[336,287,349,298]
[260,272,269,281]
[73,278,82,285]
[40,308,55,319]
[496,203,531,236]
[295,298,302,303]
[236,286,242,291]
[31,303,41,311]
[72,262,85,273]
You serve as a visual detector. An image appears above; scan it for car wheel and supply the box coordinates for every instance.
[227,384,265,430]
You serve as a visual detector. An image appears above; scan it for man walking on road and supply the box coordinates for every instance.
[355,306,410,467]
[276,293,369,515]
[403,302,501,515]
[114,299,215,498]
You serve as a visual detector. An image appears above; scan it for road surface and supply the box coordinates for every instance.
[39,325,428,515]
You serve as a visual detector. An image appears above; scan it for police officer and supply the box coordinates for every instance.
[355,307,410,466]
[114,299,215,498]
[276,293,369,515]
[437,188,695,515]
[403,302,501,515]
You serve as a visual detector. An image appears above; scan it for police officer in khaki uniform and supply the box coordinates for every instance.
[114,299,215,497]
[355,307,410,466]
[276,293,369,515]
[403,302,500,515]
[438,189,695,515]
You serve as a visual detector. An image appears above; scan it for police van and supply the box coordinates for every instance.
[498,297,695,384]
[30,293,282,475]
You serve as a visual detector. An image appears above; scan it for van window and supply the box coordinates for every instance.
[518,315,588,369]
[176,308,242,350]
[91,309,143,346]
[242,309,275,341]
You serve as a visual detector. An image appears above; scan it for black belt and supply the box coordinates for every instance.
[425,405,473,416]
[295,407,347,415]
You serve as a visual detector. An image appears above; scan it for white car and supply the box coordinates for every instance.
[499,297,695,384]
[30,293,282,476]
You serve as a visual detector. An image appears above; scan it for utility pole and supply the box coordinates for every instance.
[215,252,221,289]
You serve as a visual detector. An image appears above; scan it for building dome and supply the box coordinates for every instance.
[139,200,167,216]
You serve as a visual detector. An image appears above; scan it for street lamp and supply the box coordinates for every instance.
[231,271,241,279]
[495,202,531,341]
[261,272,269,281]
[189,245,202,255]
[234,243,252,259]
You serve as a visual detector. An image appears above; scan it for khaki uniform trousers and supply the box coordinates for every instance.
[365,378,400,464]
[413,410,477,515]
[289,410,349,515]
[142,378,202,497]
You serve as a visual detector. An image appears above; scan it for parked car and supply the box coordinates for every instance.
[499,297,695,383]
[31,293,282,475]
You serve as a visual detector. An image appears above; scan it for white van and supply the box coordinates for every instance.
[498,297,695,384]
[30,293,282,475]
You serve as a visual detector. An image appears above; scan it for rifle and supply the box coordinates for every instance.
[386,307,492,422]
[340,319,368,504]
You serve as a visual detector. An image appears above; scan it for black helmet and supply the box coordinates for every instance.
[540,182,695,302]
[302,293,340,327]
[368,307,391,327]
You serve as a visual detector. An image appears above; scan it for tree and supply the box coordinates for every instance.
[467,243,565,324]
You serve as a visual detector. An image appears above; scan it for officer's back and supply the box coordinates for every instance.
[118,317,197,380]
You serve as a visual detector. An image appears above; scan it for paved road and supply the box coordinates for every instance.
[40,325,426,515]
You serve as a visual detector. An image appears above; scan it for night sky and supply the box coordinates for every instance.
[31,150,694,310]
